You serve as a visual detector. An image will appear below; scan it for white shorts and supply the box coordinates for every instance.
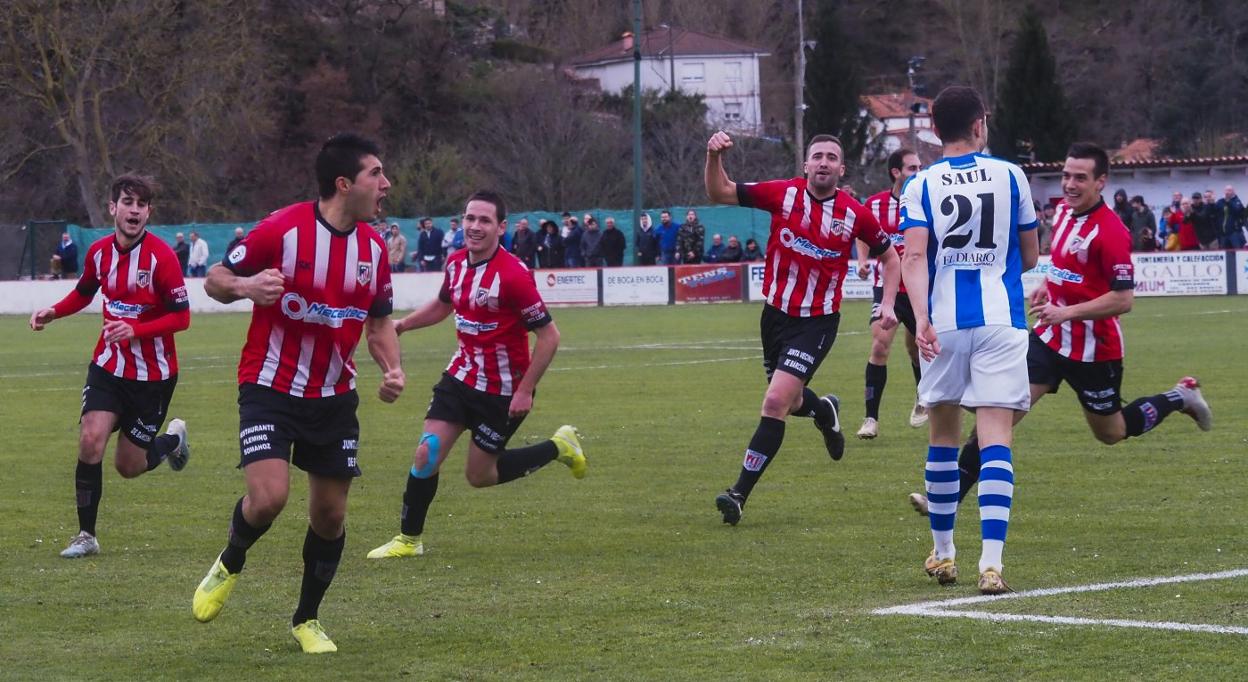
[918,325,1030,411]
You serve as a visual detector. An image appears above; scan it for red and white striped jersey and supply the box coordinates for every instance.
[224,202,393,397]
[738,178,890,317]
[1034,200,1134,362]
[67,233,189,381]
[439,247,552,396]
[864,189,907,292]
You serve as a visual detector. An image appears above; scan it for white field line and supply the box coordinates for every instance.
[873,568,1248,636]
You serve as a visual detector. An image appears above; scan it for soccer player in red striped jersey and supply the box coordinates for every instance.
[909,142,1213,518]
[30,173,192,559]
[191,134,406,654]
[704,131,901,525]
[853,148,927,439]
[366,190,586,561]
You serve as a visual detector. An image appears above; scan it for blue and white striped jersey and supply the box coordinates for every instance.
[899,153,1037,332]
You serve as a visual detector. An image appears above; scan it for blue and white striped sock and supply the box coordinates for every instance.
[977,444,1014,573]
[925,445,960,560]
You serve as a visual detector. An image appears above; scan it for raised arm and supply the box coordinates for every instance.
[705,131,740,205]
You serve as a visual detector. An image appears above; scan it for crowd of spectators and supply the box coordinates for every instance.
[1035,185,1245,254]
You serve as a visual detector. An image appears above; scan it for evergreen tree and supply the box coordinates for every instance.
[990,6,1077,163]
[802,1,869,164]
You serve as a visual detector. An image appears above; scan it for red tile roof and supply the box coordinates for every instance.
[570,28,768,66]
[861,92,933,119]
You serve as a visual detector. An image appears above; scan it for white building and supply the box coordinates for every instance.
[569,28,770,134]
[861,92,940,159]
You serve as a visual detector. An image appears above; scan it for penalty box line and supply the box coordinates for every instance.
[872,568,1248,636]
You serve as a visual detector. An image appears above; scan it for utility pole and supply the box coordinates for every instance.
[660,23,675,94]
[794,0,806,172]
[632,0,644,254]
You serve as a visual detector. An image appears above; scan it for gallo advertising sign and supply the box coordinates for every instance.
[1131,252,1227,297]
[602,267,670,306]
[538,269,599,305]
[746,261,874,302]
[674,264,742,303]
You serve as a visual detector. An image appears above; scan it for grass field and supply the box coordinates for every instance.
[1,296,1245,680]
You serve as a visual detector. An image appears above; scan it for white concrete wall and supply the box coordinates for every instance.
[1028,165,1248,211]
[575,54,765,132]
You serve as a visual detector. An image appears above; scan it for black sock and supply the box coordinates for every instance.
[1122,390,1184,437]
[74,460,103,536]
[792,388,830,421]
[220,497,272,574]
[864,362,888,419]
[144,433,180,471]
[911,362,922,387]
[732,417,786,499]
[400,473,439,536]
[496,441,558,483]
[292,527,345,626]
[957,435,981,504]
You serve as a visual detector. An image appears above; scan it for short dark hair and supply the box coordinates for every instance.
[806,134,844,157]
[467,190,507,222]
[316,133,381,199]
[887,148,917,179]
[931,86,986,143]
[110,173,158,203]
[1066,142,1109,179]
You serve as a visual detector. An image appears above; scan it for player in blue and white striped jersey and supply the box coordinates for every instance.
[898,86,1040,595]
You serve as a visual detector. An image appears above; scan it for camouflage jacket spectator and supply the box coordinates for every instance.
[677,220,705,264]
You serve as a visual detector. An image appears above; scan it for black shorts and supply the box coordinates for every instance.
[1027,332,1123,415]
[759,305,840,384]
[426,373,526,454]
[81,363,178,448]
[870,288,918,337]
[237,383,361,477]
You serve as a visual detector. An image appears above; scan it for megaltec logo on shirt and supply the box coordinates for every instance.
[279,292,367,328]
[779,227,841,260]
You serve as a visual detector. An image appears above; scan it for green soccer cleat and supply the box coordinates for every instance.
[292,619,338,654]
[552,425,587,479]
[366,534,424,559]
[192,555,238,623]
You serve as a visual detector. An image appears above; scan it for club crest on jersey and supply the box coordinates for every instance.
[474,287,489,306]
[357,262,372,286]
[136,270,151,288]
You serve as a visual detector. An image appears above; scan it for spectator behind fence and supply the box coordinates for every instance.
[386,222,407,273]
[187,230,209,277]
[1159,207,1179,250]
[581,217,604,267]
[563,216,584,267]
[511,217,537,267]
[444,218,464,257]
[743,237,763,261]
[173,232,190,274]
[720,235,744,263]
[677,209,705,264]
[635,212,660,265]
[704,233,725,263]
[536,219,563,268]
[226,227,245,256]
[1128,196,1158,252]
[1217,185,1245,248]
[51,232,79,279]
[1188,191,1220,249]
[657,210,679,264]
[1176,196,1200,250]
[414,218,444,272]
[600,216,626,266]
[1112,189,1132,227]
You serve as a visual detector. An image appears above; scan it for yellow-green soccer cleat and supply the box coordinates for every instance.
[926,551,958,585]
[192,555,238,623]
[366,534,424,559]
[291,619,338,654]
[552,425,587,479]
[978,568,1012,595]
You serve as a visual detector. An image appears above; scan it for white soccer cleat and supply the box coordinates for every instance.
[908,400,929,428]
[856,417,879,440]
[908,493,929,516]
[165,418,191,471]
[60,531,100,558]
[1173,377,1212,431]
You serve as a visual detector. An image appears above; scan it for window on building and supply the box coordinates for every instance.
[725,61,742,81]
[724,102,742,122]
[680,62,705,83]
